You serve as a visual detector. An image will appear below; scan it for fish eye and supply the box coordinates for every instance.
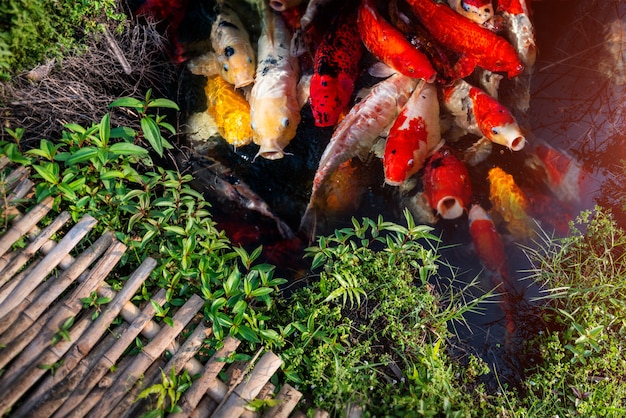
[281,117,290,127]
[407,159,414,168]
[224,46,235,58]
[248,57,252,63]
[492,128,499,135]
[223,64,229,72]
[462,2,470,11]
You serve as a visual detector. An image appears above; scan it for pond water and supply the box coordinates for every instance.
[180,0,625,386]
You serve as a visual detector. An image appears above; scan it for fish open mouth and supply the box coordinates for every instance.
[234,79,254,89]
[437,196,465,219]
[258,148,285,160]
[510,135,526,151]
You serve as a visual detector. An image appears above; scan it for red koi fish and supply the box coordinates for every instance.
[405,0,524,78]
[423,146,473,219]
[384,82,441,185]
[309,9,363,127]
[134,0,189,63]
[442,79,525,151]
[358,0,437,82]
[497,0,536,67]
[468,204,508,279]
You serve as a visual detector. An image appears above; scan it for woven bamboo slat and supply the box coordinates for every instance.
[0,196,54,259]
[262,383,304,418]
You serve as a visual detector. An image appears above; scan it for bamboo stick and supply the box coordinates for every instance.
[85,294,205,418]
[0,195,53,258]
[211,351,283,418]
[172,335,242,417]
[0,314,92,415]
[0,213,97,318]
[0,254,38,307]
[14,256,155,416]
[0,227,113,338]
[313,409,330,418]
[189,395,219,418]
[49,289,168,418]
[0,155,9,170]
[241,382,275,418]
[3,165,29,190]
[117,354,168,418]
[261,384,303,418]
[0,210,71,287]
[118,320,212,418]
[0,239,125,390]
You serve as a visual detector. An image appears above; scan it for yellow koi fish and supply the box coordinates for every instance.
[487,166,534,240]
[204,74,253,147]
[249,9,301,159]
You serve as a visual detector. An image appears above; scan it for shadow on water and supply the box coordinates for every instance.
[179,0,625,389]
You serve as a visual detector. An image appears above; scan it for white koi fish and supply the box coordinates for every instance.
[299,73,419,239]
[249,8,302,160]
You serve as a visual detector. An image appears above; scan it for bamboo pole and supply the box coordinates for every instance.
[0,227,113,338]
[0,195,53,258]
[172,335,242,417]
[0,314,92,415]
[241,382,276,418]
[190,395,219,418]
[48,288,168,418]
[13,257,156,417]
[118,319,212,418]
[0,213,97,319]
[261,384,303,418]
[0,210,70,287]
[0,239,125,390]
[211,351,283,418]
[85,294,205,417]
[0,254,38,307]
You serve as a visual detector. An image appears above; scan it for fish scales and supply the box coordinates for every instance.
[204,75,253,147]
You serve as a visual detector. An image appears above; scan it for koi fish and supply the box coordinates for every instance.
[269,0,306,12]
[291,0,337,57]
[468,204,508,279]
[358,0,436,82]
[447,0,495,27]
[309,8,363,127]
[203,74,253,147]
[442,79,525,151]
[250,9,301,159]
[405,0,524,79]
[487,166,534,240]
[299,73,419,238]
[187,1,256,88]
[497,0,536,68]
[422,146,473,219]
[383,81,441,185]
[184,153,295,239]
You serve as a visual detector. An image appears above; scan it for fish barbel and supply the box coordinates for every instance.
[423,145,473,220]
[204,74,253,147]
[250,9,301,160]
[299,73,418,238]
[383,81,441,186]
[487,166,534,240]
[442,79,526,151]
[405,0,524,79]
[309,7,363,127]
[358,0,437,81]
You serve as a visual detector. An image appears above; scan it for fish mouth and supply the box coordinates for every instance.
[257,147,285,160]
[384,177,404,187]
[234,79,254,89]
[510,135,526,151]
[437,196,465,219]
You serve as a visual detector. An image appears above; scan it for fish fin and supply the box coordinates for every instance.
[188,52,220,76]
[298,203,318,244]
[371,136,387,160]
[367,62,397,78]
[290,28,308,57]
[297,73,312,109]
[463,136,493,166]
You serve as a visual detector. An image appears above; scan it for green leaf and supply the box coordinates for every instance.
[250,287,273,298]
[110,126,136,141]
[110,142,149,157]
[99,113,110,146]
[147,98,180,110]
[32,162,59,184]
[141,117,164,156]
[109,97,144,109]
[66,147,99,165]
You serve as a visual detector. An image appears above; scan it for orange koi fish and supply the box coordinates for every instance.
[447,0,495,27]
[442,79,525,151]
[299,73,418,238]
[358,0,437,81]
[487,166,534,240]
[250,9,302,160]
[203,74,253,147]
[383,81,441,185]
[405,0,524,79]
[423,146,473,220]
[187,1,256,88]
[468,204,508,279]
[309,8,363,127]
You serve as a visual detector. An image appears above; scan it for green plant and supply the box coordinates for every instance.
[136,365,194,417]
[80,291,112,320]
[273,211,493,416]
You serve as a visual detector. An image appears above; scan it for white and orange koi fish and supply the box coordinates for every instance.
[447,0,495,28]
[442,79,526,151]
[187,1,256,89]
[468,203,508,279]
[299,73,419,238]
[249,9,302,160]
[383,81,441,186]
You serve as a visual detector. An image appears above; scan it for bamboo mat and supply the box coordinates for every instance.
[0,161,307,418]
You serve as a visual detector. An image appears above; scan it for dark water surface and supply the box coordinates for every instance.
[183,0,625,386]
